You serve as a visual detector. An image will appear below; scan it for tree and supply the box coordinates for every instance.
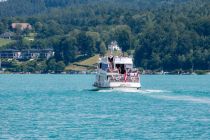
[46,20,64,36]
[51,36,63,62]
[61,36,77,65]
[55,61,65,73]
[32,39,48,49]
[34,22,43,32]
[85,34,97,56]
[99,41,106,56]
[0,22,5,34]
[16,37,31,50]
[77,32,97,56]
[46,58,57,72]
[113,25,132,52]
[194,17,210,36]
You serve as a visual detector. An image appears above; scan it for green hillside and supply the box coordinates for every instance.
[65,55,100,71]
[0,39,14,47]
[0,0,209,73]
[0,0,189,18]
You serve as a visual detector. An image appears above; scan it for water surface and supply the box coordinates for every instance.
[0,75,210,139]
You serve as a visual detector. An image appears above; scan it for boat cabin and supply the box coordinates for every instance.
[94,41,141,88]
[98,56,134,74]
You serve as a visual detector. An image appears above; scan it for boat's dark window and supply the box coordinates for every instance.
[102,63,108,71]
[116,64,120,69]
[120,64,125,74]
[108,56,113,62]
[116,64,125,74]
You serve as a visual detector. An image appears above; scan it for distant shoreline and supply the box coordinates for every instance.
[1,70,210,75]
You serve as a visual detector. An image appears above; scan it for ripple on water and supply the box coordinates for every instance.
[1,75,210,139]
[148,94,210,105]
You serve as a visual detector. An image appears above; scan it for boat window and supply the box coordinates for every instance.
[101,63,108,71]
[115,64,120,69]
[108,56,114,63]
[125,64,133,69]
[99,63,102,69]
[116,64,126,74]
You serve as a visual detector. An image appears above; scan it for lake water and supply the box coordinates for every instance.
[0,75,210,139]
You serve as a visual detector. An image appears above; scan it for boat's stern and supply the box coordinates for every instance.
[109,82,141,89]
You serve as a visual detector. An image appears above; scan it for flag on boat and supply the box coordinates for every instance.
[124,72,127,82]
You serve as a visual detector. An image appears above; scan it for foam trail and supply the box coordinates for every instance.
[97,89,115,93]
[141,89,169,94]
[149,95,210,105]
[95,88,210,105]
[97,88,140,93]
[97,88,168,94]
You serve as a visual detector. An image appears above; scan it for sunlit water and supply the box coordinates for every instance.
[0,75,210,139]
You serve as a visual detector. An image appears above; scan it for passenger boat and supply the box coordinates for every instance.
[93,42,141,89]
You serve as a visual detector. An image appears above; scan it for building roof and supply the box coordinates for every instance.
[21,49,53,52]
[0,32,15,38]
[11,23,32,30]
[0,49,53,53]
[0,49,20,52]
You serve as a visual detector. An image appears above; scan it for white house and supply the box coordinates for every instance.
[108,41,121,52]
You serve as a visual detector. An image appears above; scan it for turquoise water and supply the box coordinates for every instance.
[0,75,210,139]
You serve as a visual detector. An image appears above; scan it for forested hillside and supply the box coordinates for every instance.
[0,0,188,17]
[0,0,209,72]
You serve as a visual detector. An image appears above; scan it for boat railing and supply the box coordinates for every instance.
[108,73,140,83]
[107,68,139,74]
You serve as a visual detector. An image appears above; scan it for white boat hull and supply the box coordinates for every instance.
[94,81,141,89]
[93,53,141,90]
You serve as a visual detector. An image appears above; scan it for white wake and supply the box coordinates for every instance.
[97,88,168,94]
[148,95,210,105]
[96,88,210,105]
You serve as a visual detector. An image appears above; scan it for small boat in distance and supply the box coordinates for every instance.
[93,41,141,89]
